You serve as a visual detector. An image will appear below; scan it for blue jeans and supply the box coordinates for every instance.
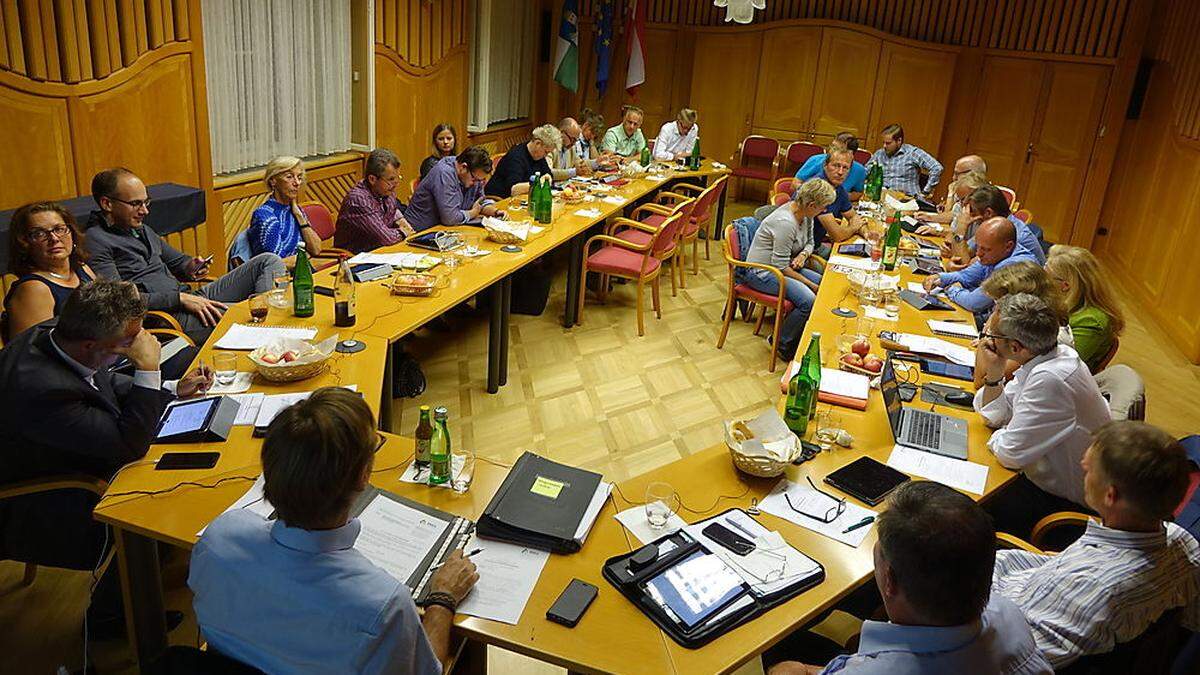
[746,266,821,359]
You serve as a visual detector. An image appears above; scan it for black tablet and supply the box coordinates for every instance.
[837,243,870,258]
[824,457,910,506]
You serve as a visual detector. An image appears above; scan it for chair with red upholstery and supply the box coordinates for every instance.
[995,185,1017,208]
[730,135,780,200]
[665,175,728,283]
[578,212,683,336]
[1013,208,1033,224]
[716,223,799,372]
[299,202,353,270]
[409,177,420,199]
[772,177,798,201]
[853,148,871,166]
[611,196,696,296]
[780,141,823,177]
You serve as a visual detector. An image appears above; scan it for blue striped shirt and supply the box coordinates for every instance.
[867,144,943,197]
[993,520,1200,668]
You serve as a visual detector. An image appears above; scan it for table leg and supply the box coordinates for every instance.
[714,181,728,241]
[563,234,584,327]
[487,280,505,394]
[454,637,488,675]
[380,344,395,432]
[499,277,511,386]
[115,528,167,670]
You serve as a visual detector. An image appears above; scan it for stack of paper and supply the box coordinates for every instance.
[928,320,977,339]
[893,332,974,366]
[347,251,440,270]
[818,368,870,410]
[214,324,317,350]
[887,445,989,495]
[252,385,357,428]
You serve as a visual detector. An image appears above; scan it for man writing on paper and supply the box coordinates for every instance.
[190,388,479,674]
[404,146,504,232]
[766,481,1051,674]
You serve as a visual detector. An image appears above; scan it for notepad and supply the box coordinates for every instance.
[251,386,357,429]
[887,445,989,495]
[819,367,870,402]
[214,324,317,350]
[928,319,977,339]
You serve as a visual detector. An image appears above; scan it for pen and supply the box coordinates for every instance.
[724,517,756,540]
[841,516,875,534]
[941,318,968,323]
[429,547,483,571]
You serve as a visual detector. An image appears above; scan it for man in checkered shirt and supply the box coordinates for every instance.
[867,123,944,200]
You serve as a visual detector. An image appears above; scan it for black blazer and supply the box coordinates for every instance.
[0,321,174,484]
[83,211,193,312]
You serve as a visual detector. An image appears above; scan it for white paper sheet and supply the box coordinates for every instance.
[895,332,975,366]
[230,393,265,425]
[684,511,822,595]
[819,368,869,400]
[574,481,613,543]
[760,478,876,547]
[354,496,452,585]
[207,371,253,395]
[827,255,880,272]
[907,281,929,294]
[886,445,989,495]
[574,207,603,218]
[160,336,190,364]
[928,320,978,339]
[197,474,271,536]
[252,385,357,428]
[601,195,626,205]
[347,251,440,270]
[214,324,317,351]
[456,535,550,625]
[863,305,899,322]
[398,455,467,488]
[615,502,687,544]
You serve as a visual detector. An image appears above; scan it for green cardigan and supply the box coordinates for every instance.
[1070,305,1114,372]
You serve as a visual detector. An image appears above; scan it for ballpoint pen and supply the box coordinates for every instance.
[429,548,483,572]
[842,516,875,534]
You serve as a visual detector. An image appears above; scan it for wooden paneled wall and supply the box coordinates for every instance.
[0,0,217,268]
[1098,0,1200,363]
[575,0,1133,58]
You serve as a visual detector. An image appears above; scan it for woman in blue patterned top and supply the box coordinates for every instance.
[247,156,323,261]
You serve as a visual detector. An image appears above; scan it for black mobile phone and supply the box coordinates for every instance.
[156,452,220,471]
[546,579,598,627]
[314,285,334,297]
[701,522,755,556]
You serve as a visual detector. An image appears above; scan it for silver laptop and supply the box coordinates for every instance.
[880,355,969,459]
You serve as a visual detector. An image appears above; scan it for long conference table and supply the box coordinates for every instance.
[95,174,1019,673]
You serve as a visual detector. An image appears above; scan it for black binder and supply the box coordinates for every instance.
[475,451,602,553]
[602,509,825,648]
[349,486,474,602]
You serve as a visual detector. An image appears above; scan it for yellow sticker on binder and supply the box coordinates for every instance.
[530,476,565,499]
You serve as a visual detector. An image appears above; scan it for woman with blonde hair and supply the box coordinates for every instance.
[1045,244,1124,372]
[247,156,323,260]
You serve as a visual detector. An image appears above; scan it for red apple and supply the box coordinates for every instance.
[862,355,884,373]
[261,353,280,364]
[851,339,871,357]
[841,353,864,368]
[281,350,298,363]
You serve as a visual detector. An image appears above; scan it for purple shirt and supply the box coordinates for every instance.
[403,156,482,232]
[334,180,403,253]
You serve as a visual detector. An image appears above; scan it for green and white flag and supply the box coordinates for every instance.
[553,0,579,92]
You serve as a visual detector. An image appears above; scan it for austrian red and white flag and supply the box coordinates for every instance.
[625,0,646,95]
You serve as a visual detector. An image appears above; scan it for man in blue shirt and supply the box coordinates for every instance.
[867,123,943,199]
[795,132,866,199]
[404,146,504,232]
[766,481,1051,674]
[189,388,479,674]
[810,149,866,255]
[924,217,1037,314]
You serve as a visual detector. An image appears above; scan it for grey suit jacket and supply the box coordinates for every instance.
[84,210,192,311]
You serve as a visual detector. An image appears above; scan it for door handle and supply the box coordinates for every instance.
[1025,143,1035,163]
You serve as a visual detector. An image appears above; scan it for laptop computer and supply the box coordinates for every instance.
[880,355,969,459]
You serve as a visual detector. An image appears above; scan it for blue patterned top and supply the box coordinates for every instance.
[248,198,303,258]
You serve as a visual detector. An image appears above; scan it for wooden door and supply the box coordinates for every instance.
[868,43,956,157]
[965,57,1043,189]
[1018,63,1110,243]
[752,26,821,138]
[690,31,762,164]
[810,28,881,140]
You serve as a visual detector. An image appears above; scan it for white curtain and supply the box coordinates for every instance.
[202,0,352,175]
[469,0,535,131]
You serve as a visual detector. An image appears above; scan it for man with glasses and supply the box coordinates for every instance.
[84,167,286,344]
[189,387,479,673]
[404,146,502,232]
[334,148,415,254]
[974,293,1111,537]
[550,117,598,180]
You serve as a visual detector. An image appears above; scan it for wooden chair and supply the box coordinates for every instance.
[730,135,779,200]
[410,177,421,199]
[578,212,683,336]
[0,474,111,589]
[995,185,1017,208]
[715,223,793,373]
[612,196,696,296]
[852,148,872,166]
[300,202,353,260]
[1013,208,1034,224]
[669,175,728,280]
[779,141,822,177]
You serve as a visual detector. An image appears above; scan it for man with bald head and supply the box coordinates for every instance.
[918,154,989,226]
[923,216,1038,313]
[551,117,591,180]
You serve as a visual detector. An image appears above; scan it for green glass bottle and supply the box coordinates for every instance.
[866,164,882,202]
[537,174,553,224]
[640,145,651,166]
[414,405,433,467]
[429,406,451,485]
[881,212,902,272]
[785,363,817,437]
[800,332,823,419]
[689,138,701,170]
[292,244,314,318]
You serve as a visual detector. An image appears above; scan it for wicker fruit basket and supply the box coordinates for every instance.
[723,418,799,478]
[248,338,333,383]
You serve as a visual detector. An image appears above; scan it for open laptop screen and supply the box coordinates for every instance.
[879,356,904,440]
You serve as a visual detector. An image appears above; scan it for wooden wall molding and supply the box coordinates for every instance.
[375,42,469,77]
[375,0,468,69]
[0,40,193,95]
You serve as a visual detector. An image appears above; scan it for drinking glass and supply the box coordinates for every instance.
[645,482,678,530]
[814,408,841,451]
[882,289,901,320]
[268,273,291,308]
[854,317,876,345]
[451,449,475,494]
[248,293,269,323]
[213,352,238,387]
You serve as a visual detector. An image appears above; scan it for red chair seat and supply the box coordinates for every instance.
[616,229,677,257]
[642,214,666,228]
[731,166,773,180]
[587,246,662,277]
[734,283,795,314]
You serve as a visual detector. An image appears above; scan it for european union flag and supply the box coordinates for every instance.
[595,0,614,96]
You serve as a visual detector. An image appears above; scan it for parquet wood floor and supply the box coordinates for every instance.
[3,201,1198,674]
